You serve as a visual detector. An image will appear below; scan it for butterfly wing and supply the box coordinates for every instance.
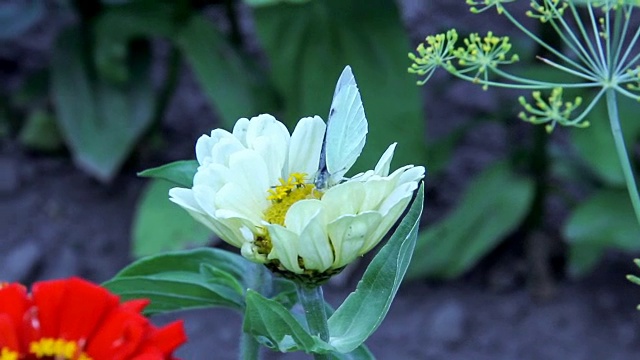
[324,66,368,184]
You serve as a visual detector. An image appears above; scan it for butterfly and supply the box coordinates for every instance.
[314,65,368,190]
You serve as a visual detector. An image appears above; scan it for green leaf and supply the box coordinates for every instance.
[103,248,253,314]
[564,189,640,276]
[132,179,211,257]
[425,127,465,176]
[175,16,263,128]
[243,290,332,353]
[328,346,375,360]
[18,108,64,151]
[270,278,298,309]
[138,160,198,187]
[407,161,534,279]
[242,286,374,357]
[94,0,181,83]
[51,28,156,181]
[241,185,424,356]
[0,0,44,39]
[245,0,311,7]
[253,0,426,174]
[571,94,640,186]
[13,68,49,108]
[327,184,424,353]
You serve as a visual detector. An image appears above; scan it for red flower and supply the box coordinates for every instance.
[0,278,186,360]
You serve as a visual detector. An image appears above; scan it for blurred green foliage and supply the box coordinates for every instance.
[407,3,640,281]
[408,161,535,279]
[8,0,635,280]
[2,0,424,257]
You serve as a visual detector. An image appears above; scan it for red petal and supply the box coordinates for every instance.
[131,349,165,360]
[30,279,67,337]
[0,283,29,329]
[86,306,149,360]
[121,299,151,314]
[146,321,187,357]
[0,283,30,351]
[0,315,20,352]
[32,278,119,341]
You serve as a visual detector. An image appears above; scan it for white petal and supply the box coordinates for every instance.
[374,143,397,176]
[215,182,264,225]
[251,135,287,185]
[209,136,245,166]
[191,184,218,217]
[399,165,426,184]
[321,181,365,219]
[246,114,290,150]
[378,181,418,215]
[364,196,413,253]
[170,197,247,248]
[195,134,215,165]
[227,149,271,208]
[169,187,204,214]
[195,129,236,165]
[288,116,326,176]
[267,224,304,273]
[328,212,382,268]
[359,177,395,211]
[232,117,251,146]
[203,215,248,248]
[192,163,230,192]
[285,200,333,272]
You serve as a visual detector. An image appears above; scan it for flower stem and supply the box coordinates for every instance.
[606,89,640,226]
[239,263,268,360]
[239,331,260,360]
[296,283,330,360]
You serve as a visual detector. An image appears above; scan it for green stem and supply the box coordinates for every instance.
[239,331,260,360]
[296,284,330,360]
[239,263,267,360]
[606,89,640,226]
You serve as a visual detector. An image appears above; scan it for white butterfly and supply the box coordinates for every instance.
[314,65,368,190]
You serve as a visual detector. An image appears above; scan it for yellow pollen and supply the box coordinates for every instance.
[264,172,321,226]
[0,348,18,360]
[29,338,92,360]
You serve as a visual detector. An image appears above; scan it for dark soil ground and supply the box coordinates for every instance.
[3,1,640,359]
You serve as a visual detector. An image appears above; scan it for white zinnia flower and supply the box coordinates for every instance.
[169,114,424,283]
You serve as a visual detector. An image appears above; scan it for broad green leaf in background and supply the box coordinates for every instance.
[571,94,640,187]
[244,0,311,7]
[0,0,44,39]
[175,16,266,128]
[252,0,426,174]
[138,160,198,188]
[18,108,64,151]
[425,127,465,176]
[104,248,254,314]
[132,179,211,257]
[564,189,640,276]
[327,184,423,353]
[407,161,534,279]
[13,68,49,108]
[94,0,183,83]
[51,28,156,181]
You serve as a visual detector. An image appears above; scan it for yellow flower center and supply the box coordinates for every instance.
[1,348,18,360]
[28,338,92,360]
[263,172,321,226]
